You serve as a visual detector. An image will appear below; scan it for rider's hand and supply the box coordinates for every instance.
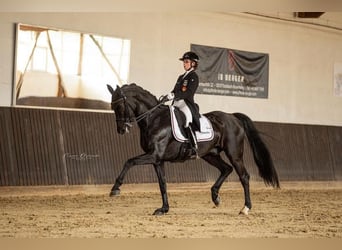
[159,95,169,103]
[167,92,175,101]
[159,92,174,103]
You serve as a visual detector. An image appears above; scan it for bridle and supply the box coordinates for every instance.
[111,88,164,132]
[111,88,134,132]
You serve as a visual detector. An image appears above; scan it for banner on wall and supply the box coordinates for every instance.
[191,44,269,98]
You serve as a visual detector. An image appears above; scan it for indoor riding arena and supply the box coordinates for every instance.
[1,6,342,239]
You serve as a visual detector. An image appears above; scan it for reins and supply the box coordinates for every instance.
[135,102,164,122]
[111,89,163,124]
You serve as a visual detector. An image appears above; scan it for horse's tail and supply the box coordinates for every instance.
[233,112,280,188]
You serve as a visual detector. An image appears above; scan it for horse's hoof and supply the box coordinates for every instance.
[211,188,220,207]
[239,206,250,215]
[213,196,220,207]
[152,208,167,216]
[109,189,120,197]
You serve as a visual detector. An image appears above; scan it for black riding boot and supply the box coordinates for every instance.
[185,126,198,159]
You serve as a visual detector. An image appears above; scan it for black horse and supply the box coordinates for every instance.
[107,83,279,215]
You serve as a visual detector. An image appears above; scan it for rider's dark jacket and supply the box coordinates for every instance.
[172,69,200,131]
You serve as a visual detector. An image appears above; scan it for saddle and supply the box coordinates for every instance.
[169,106,214,143]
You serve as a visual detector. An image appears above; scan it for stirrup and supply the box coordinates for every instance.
[192,152,199,159]
[189,147,199,159]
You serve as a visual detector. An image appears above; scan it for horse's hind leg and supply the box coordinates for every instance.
[228,156,251,215]
[223,134,251,215]
[202,152,233,206]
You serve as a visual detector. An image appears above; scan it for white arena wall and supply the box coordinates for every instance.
[0,12,342,126]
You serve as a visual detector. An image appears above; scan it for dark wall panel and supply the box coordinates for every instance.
[0,108,14,186]
[256,123,312,181]
[304,125,335,180]
[328,126,342,180]
[0,107,341,186]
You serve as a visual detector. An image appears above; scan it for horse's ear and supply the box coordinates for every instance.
[107,84,116,95]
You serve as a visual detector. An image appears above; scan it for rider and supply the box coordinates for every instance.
[163,51,201,158]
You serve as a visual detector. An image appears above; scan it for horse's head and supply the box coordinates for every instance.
[107,84,135,134]
[107,83,160,134]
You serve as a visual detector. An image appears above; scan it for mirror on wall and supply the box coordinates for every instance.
[14,23,131,110]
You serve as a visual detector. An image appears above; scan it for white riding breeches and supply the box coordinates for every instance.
[173,99,192,127]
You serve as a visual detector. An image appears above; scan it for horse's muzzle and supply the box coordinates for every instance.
[118,122,132,134]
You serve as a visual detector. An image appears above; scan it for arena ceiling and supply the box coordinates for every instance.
[1,0,342,13]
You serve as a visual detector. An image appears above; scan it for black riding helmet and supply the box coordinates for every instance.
[179,51,199,62]
[179,51,199,69]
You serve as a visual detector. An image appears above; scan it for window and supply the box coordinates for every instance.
[15,24,131,110]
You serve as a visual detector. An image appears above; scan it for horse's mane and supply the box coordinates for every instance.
[122,83,159,105]
[122,83,157,99]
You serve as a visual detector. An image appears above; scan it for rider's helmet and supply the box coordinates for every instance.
[179,51,199,62]
[179,51,199,69]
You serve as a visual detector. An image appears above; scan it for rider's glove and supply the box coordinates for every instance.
[167,92,175,101]
[159,95,168,103]
[159,92,175,103]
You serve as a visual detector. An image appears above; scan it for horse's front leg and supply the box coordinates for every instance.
[152,162,169,215]
[110,153,155,196]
